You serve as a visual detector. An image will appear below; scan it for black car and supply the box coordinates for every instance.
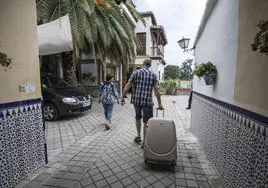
[41,76,92,121]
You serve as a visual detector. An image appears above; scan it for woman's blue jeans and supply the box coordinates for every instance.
[102,103,114,123]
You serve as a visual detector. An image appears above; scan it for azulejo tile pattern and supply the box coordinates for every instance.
[0,98,46,188]
[191,93,268,188]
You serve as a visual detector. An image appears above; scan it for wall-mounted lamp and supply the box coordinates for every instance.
[177,37,193,54]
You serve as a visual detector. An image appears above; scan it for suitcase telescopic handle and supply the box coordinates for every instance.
[156,107,165,117]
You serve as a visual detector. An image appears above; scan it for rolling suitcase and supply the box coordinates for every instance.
[143,108,177,166]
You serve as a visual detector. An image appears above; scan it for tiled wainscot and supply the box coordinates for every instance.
[0,98,46,188]
[191,92,268,188]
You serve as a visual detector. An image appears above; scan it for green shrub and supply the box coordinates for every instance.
[160,79,180,95]
[159,82,166,95]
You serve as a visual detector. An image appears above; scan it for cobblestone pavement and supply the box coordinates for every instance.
[16,96,224,188]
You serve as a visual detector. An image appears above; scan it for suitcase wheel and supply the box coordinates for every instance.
[171,160,177,166]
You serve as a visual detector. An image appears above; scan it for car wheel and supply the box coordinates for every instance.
[43,103,58,121]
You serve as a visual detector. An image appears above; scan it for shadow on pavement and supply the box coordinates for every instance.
[145,163,176,172]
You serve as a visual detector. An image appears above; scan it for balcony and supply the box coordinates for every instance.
[151,46,164,57]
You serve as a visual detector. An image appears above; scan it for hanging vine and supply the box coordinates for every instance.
[251,20,268,55]
[0,52,13,71]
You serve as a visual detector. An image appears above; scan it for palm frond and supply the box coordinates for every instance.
[78,0,95,16]
[36,0,59,23]
[36,0,49,24]
[95,6,111,47]
[36,0,138,65]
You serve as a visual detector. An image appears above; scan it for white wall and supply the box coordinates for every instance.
[151,59,164,81]
[151,59,158,79]
[158,63,164,81]
[194,0,239,101]
[135,57,146,65]
[234,0,268,115]
[0,0,41,103]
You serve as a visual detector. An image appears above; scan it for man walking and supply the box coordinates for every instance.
[121,58,163,144]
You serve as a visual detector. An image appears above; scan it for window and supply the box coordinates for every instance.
[136,33,146,56]
[79,60,98,86]
[107,67,116,78]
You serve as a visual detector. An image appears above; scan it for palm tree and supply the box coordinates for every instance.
[36,0,141,86]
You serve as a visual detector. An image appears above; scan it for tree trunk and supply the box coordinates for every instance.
[62,51,78,87]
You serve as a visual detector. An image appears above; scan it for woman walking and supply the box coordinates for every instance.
[99,74,120,129]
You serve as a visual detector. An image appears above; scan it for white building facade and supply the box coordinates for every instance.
[134,12,167,81]
[191,0,268,187]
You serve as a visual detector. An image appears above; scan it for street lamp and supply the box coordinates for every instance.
[177,37,190,52]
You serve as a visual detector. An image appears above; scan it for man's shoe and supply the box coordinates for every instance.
[134,136,141,144]
[186,107,191,110]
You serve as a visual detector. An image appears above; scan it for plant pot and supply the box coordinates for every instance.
[203,73,216,85]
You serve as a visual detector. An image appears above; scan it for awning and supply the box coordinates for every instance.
[37,15,73,56]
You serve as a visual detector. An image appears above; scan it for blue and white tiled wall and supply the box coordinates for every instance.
[191,92,268,188]
[0,98,46,188]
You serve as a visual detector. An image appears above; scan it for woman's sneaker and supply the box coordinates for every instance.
[105,124,110,130]
[134,136,141,143]
[105,120,111,130]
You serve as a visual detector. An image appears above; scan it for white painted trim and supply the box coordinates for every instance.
[121,4,136,27]
[193,0,219,48]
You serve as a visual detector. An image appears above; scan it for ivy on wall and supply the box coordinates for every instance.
[0,52,13,71]
[252,20,268,55]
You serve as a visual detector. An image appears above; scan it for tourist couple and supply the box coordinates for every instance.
[99,58,163,144]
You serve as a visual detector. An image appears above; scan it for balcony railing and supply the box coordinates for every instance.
[151,47,164,57]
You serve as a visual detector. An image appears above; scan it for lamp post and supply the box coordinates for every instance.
[178,37,194,81]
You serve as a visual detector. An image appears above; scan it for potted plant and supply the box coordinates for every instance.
[194,61,217,85]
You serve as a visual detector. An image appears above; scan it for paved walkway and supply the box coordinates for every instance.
[16,96,224,188]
